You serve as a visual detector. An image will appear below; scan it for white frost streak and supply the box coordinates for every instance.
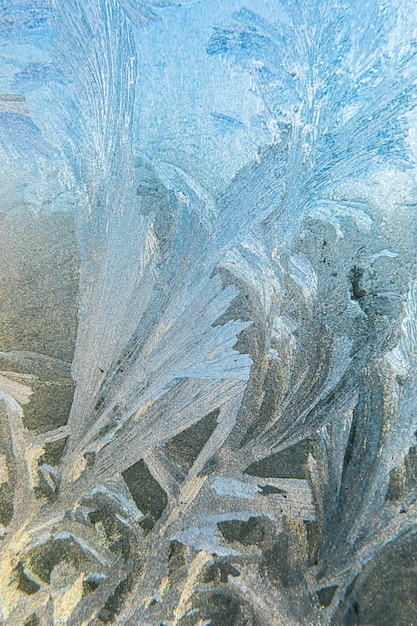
[289,253,318,300]
[91,378,247,481]
[0,374,33,410]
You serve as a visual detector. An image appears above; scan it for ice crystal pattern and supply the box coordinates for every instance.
[0,1,416,625]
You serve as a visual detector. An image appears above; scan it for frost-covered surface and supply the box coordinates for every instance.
[0,0,417,624]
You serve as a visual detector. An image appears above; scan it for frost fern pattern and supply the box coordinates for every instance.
[0,1,416,625]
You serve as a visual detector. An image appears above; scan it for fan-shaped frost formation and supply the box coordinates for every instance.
[0,1,416,624]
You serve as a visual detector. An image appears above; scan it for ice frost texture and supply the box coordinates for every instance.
[0,0,416,624]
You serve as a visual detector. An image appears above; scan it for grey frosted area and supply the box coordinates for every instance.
[0,1,416,625]
[0,207,78,434]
